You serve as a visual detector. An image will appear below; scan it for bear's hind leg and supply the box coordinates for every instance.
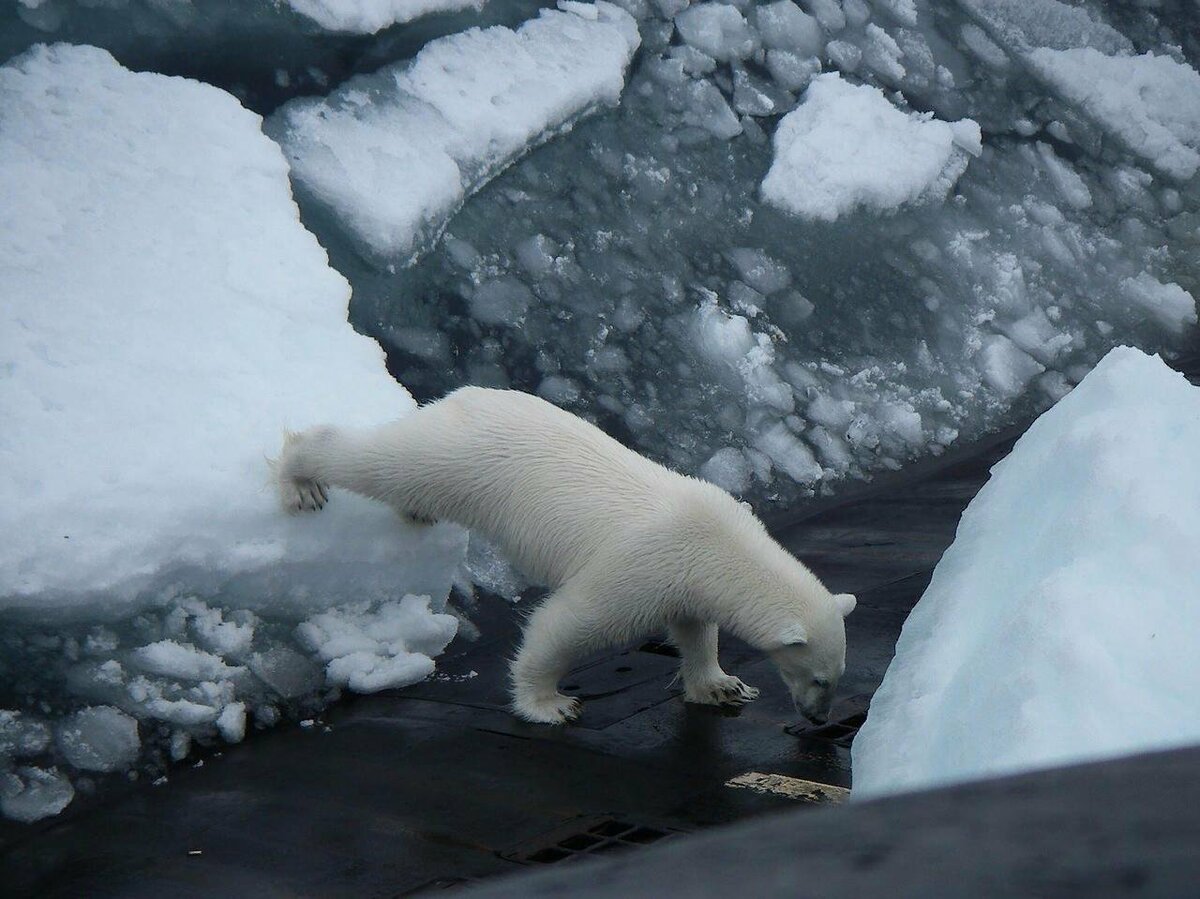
[509,586,596,725]
[669,619,759,707]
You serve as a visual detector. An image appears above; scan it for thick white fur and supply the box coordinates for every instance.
[275,387,853,724]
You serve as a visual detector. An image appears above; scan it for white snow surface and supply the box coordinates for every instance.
[761,73,981,221]
[1025,48,1200,180]
[269,2,640,260]
[287,0,486,34]
[853,347,1200,798]
[0,43,465,613]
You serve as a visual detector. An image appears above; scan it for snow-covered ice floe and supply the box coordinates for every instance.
[0,44,465,820]
[268,1,640,261]
[852,347,1200,798]
[286,0,488,34]
[1023,48,1200,181]
[761,73,981,221]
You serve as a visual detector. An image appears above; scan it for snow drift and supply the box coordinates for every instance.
[852,347,1200,798]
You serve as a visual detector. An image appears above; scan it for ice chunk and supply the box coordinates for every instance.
[801,0,844,32]
[0,45,463,615]
[216,702,247,744]
[959,0,1131,54]
[248,648,324,699]
[674,3,759,61]
[1,767,74,823]
[326,652,437,693]
[824,39,862,72]
[726,248,792,295]
[130,641,245,683]
[761,74,980,221]
[1035,143,1091,210]
[1120,273,1198,336]
[861,23,905,83]
[766,49,821,92]
[753,422,822,483]
[958,22,1008,69]
[55,706,139,773]
[874,0,916,27]
[853,348,1200,797]
[464,535,529,602]
[979,334,1046,398]
[753,1,824,57]
[269,3,641,260]
[471,276,535,326]
[287,0,487,34]
[297,596,458,694]
[700,447,754,494]
[1024,49,1200,180]
[0,711,51,758]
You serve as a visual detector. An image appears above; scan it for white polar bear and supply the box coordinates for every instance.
[275,387,855,724]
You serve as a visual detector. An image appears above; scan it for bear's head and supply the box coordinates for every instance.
[767,591,855,724]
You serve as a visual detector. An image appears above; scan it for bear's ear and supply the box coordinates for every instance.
[834,593,857,618]
[777,622,808,647]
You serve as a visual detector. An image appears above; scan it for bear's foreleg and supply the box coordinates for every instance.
[669,619,759,707]
[274,430,331,514]
[509,584,601,725]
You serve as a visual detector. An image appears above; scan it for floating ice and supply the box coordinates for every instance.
[363,0,1194,510]
[674,3,758,62]
[1024,48,1200,180]
[0,767,75,823]
[761,73,981,221]
[853,348,1200,798]
[268,2,640,261]
[286,0,487,34]
[959,0,1132,54]
[55,706,140,773]
[0,711,51,759]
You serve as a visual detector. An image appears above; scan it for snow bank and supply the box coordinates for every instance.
[0,44,467,821]
[761,73,981,221]
[286,0,486,34]
[1025,48,1200,180]
[853,348,1200,798]
[269,1,640,261]
[0,43,463,614]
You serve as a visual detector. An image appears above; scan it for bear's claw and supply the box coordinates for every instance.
[685,674,759,707]
[512,692,581,725]
[282,478,329,514]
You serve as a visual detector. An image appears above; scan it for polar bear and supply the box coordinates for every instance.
[275,387,855,724]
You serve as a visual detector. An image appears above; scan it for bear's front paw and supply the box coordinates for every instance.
[281,478,329,514]
[684,674,759,707]
[512,692,581,725]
